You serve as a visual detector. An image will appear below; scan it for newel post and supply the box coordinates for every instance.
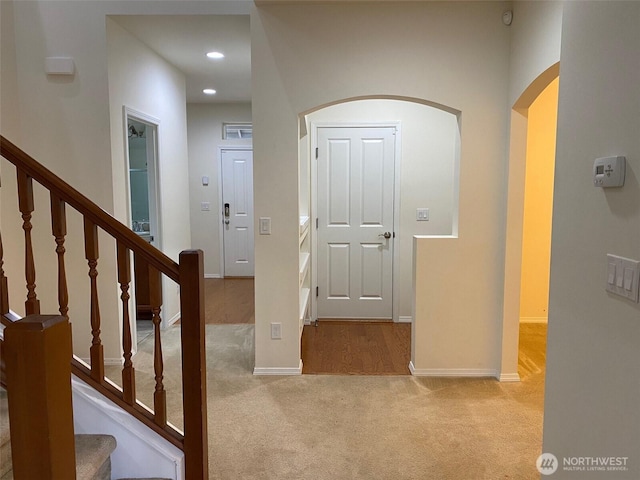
[178,250,209,479]
[4,315,76,479]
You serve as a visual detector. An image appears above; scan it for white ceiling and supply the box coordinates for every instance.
[112,15,251,104]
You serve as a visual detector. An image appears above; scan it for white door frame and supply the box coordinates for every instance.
[122,106,164,339]
[123,106,162,250]
[310,121,402,322]
[218,146,254,278]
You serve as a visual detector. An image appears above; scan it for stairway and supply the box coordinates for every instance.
[0,388,169,480]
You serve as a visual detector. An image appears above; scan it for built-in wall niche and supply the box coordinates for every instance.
[303,98,461,323]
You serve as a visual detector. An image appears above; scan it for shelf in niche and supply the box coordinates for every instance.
[299,252,310,286]
[299,216,310,240]
[299,287,310,322]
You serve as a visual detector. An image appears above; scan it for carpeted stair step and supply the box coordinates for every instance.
[75,434,117,480]
[0,432,117,480]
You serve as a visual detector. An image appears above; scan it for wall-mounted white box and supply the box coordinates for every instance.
[45,57,75,75]
[606,254,640,303]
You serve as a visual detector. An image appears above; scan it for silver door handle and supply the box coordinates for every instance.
[378,232,391,239]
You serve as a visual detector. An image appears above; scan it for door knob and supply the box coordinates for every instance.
[379,232,391,239]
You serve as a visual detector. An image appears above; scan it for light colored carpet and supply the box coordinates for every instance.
[105,324,544,479]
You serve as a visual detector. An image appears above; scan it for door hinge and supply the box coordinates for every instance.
[316,286,319,297]
[316,218,319,229]
[315,147,318,159]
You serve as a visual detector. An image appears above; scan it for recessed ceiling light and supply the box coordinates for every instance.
[206,51,225,59]
[203,89,217,95]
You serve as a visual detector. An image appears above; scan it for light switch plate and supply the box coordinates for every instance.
[606,254,640,302]
[200,202,210,211]
[271,322,282,339]
[416,208,429,221]
[259,217,271,235]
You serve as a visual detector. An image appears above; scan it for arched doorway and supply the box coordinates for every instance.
[501,63,560,381]
[298,96,461,374]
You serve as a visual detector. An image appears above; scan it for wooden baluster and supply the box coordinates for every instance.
[149,264,166,426]
[17,170,40,315]
[179,250,209,479]
[118,242,136,404]
[0,232,9,315]
[50,193,69,320]
[84,217,104,381]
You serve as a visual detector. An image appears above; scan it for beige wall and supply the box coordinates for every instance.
[543,2,640,475]
[252,1,512,371]
[186,102,252,277]
[1,0,120,359]
[519,78,558,321]
[107,17,192,328]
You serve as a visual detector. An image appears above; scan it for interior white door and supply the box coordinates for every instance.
[222,149,254,277]
[316,127,395,319]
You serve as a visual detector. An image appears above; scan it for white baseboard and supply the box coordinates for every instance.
[409,362,497,378]
[166,311,181,327]
[499,372,521,382]
[204,274,222,279]
[398,316,412,323]
[520,317,548,324]
[253,359,303,376]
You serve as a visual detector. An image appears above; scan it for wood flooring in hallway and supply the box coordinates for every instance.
[301,321,412,375]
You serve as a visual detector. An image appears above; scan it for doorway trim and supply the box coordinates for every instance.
[217,145,254,278]
[122,106,164,340]
[123,106,162,249]
[500,62,560,381]
[310,121,402,323]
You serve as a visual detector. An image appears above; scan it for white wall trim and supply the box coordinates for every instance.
[499,372,521,382]
[204,273,222,279]
[409,362,498,379]
[398,316,412,323]
[253,359,303,376]
[166,311,181,328]
[72,375,184,480]
[520,317,548,324]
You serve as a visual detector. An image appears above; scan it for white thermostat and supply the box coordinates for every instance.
[593,156,625,187]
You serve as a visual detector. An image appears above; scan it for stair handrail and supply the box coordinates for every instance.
[0,135,209,479]
[0,136,179,281]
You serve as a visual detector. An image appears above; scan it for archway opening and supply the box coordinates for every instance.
[502,62,560,382]
[298,96,460,374]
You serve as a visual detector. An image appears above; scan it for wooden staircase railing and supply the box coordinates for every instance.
[0,135,208,479]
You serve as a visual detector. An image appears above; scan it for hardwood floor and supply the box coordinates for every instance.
[301,321,411,375]
[204,277,254,324]
[518,322,547,380]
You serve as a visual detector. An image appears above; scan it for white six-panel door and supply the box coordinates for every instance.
[316,127,395,319]
[221,149,254,277]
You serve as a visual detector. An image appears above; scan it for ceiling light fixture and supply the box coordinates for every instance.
[206,51,225,59]
[203,89,217,95]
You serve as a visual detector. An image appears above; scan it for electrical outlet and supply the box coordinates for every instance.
[271,322,282,339]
